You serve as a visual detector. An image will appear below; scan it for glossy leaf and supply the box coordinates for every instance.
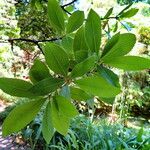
[98,65,120,87]
[101,33,136,61]
[119,8,138,18]
[29,59,50,84]
[55,96,78,118]
[51,100,70,135]
[48,0,65,32]
[104,7,113,19]
[70,87,92,101]
[103,56,150,71]
[71,55,96,78]
[0,78,36,98]
[85,9,101,54]
[29,77,64,96]
[51,96,78,135]
[73,26,88,52]
[74,50,88,63]
[42,102,55,144]
[61,36,74,59]
[101,33,120,58]
[2,99,44,137]
[44,43,69,76]
[66,10,84,34]
[75,76,121,98]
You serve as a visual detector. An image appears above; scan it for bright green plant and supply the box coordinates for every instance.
[0,0,150,145]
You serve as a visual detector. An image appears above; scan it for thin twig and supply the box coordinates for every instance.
[61,0,78,8]
[0,36,63,55]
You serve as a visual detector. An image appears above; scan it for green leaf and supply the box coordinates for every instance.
[73,26,88,52]
[0,78,36,98]
[137,128,143,142]
[66,10,84,34]
[113,21,118,32]
[70,87,92,101]
[104,7,113,19]
[119,8,138,18]
[55,96,78,118]
[29,77,64,96]
[42,102,55,144]
[103,56,150,71]
[29,59,50,84]
[100,97,115,104]
[51,96,78,135]
[75,76,121,98]
[74,50,88,63]
[44,43,69,76]
[101,32,120,58]
[101,33,136,61]
[98,65,120,87]
[2,99,44,137]
[71,55,96,78]
[51,99,69,135]
[118,4,132,15]
[48,0,65,32]
[61,36,74,59]
[85,9,101,54]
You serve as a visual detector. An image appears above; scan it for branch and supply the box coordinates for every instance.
[61,7,72,15]
[5,37,63,55]
[61,0,78,15]
[61,0,78,8]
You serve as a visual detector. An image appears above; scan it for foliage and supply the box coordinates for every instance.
[141,6,150,17]
[117,71,150,119]
[50,115,150,150]
[138,26,150,45]
[20,115,150,150]
[117,0,150,5]
[0,0,150,146]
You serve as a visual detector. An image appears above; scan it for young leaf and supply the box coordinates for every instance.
[66,10,84,34]
[0,78,36,98]
[42,101,55,144]
[101,33,136,61]
[103,7,113,19]
[113,21,118,32]
[75,76,121,98]
[85,9,101,54]
[119,8,138,18]
[98,65,120,87]
[29,59,50,84]
[44,43,69,76]
[29,77,64,96]
[2,99,44,137]
[48,0,65,32]
[70,87,92,101]
[71,55,96,78]
[73,26,88,52]
[118,3,133,15]
[103,56,150,71]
